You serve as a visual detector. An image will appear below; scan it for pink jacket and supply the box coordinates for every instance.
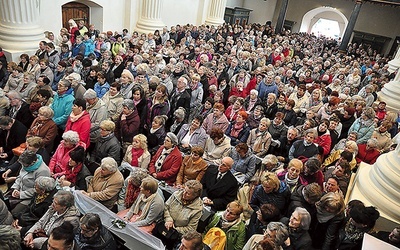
[64,111,91,148]
[49,140,86,178]
[202,113,229,135]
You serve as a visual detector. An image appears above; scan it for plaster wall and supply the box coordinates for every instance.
[243,0,278,24]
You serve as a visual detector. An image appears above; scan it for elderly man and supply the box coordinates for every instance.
[356,138,380,165]
[83,157,124,211]
[83,89,107,145]
[6,90,34,128]
[0,116,27,161]
[169,76,191,121]
[201,156,239,212]
[66,73,86,100]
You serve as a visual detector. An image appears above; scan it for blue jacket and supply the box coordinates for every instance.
[83,39,95,57]
[51,88,75,129]
[257,81,278,100]
[94,82,110,98]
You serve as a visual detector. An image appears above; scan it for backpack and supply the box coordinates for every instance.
[203,227,226,250]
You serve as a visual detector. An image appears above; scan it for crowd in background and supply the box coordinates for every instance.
[0,18,399,250]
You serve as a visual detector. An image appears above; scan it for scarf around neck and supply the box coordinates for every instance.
[131,192,157,221]
[24,154,43,173]
[69,111,85,123]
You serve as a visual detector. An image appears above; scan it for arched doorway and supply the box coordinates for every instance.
[62,2,90,29]
[299,7,348,38]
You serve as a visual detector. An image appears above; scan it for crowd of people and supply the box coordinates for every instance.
[0,17,399,250]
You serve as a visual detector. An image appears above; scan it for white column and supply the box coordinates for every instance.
[378,48,400,111]
[205,0,227,26]
[135,0,165,34]
[387,46,400,73]
[0,0,44,57]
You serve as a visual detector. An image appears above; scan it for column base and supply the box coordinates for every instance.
[205,18,225,26]
[377,79,400,111]
[346,152,400,231]
[135,19,165,34]
[388,58,400,73]
[0,25,44,52]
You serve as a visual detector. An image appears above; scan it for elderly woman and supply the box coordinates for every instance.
[176,146,208,187]
[310,192,345,250]
[149,133,183,185]
[117,168,149,212]
[119,177,164,232]
[169,107,186,134]
[244,222,289,250]
[204,201,246,250]
[250,172,291,215]
[119,69,135,99]
[155,180,203,249]
[226,110,251,146]
[90,120,121,165]
[49,131,86,178]
[24,191,80,249]
[244,89,262,113]
[371,119,392,152]
[27,106,58,153]
[83,157,124,211]
[281,99,298,126]
[4,64,23,93]
[323,140,358,170]
[115,99,140,153]
[203,127,232,165]
[8,150,50,218]
[51,79,75,130]
[356,138,381,165]
[13,176,56,236]
[75,213,117,249]
[277,159,307,193]
[348,107,376,144]
[147,115,167,155]
[58,146,88,190]
[17,73,37,104]
[247,117,272,158]
[281,207,313,250]
[176,115,208,153]
[101,82,124,122]
[202,103,229,135]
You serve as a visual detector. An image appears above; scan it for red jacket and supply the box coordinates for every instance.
[356,144,380,164]
[148,146,183,185]
[49,140,86,178]
[314,131,332,157]
[65,111,91,148]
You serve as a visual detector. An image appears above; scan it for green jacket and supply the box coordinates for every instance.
[204,212,246,250]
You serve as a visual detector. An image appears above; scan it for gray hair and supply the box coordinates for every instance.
[174,107,186,120]
[262,154,278,167]
[35,176,56,192]
[305,128,317,138]
[184,180,203,198]
[38,106,54,119]
[0,225,21,250]
[101,157,118,173]
[83,89,97,99]
[62,131,80,145]
[293,207,311,230]
[7,90,22,100]
[54,190,75,207]
[266,222,289,246]
[250,89,258,96]
[367,138,378,148]
[19,150,38,167]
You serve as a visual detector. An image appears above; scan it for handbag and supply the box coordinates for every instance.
[154,221,180,241]
[12,143,26,156]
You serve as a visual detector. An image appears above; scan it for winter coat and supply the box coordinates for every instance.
[49,140,86,177]
[348,118,375,144]
[4,72,23,92]
[87,167,124,210]
[204,212,246,250]
[0,119,28,160]
[101,91,124,122]
[176,124,208,148]
[247,128,272,158]
[356,144,380,165]
[11,157,50,206]
[268,122,288,140]
[87,99,108,143]
[176,155,208,185]
[122,146,151,169]
[93,82,110,98]
[250,182,291,214]
[257,81,278,100]
[75,225,117,250]
[230,149,257,183]
[65,111,91,147]
[35,66,54,85]
[115,109,140,144]
[314,130,332,156]
[27,118,58,153]
[164,190,203,234]
[27,205,80,249]
[51,89,75,129]
[202,112,230,135]
[46,50,60,71]
[148,146,183,185]
[225,122,251,146]
[310,211,345,250]
[147,127,166,155]
[203,135,232,166]
[91,133,121,164]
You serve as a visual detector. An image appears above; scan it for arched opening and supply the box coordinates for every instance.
[62,2,90,29]
[310,18,340,39]
[299,6,348,38]
[61,1,103,31]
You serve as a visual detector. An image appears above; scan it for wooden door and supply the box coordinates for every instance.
[62,2,90,29]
